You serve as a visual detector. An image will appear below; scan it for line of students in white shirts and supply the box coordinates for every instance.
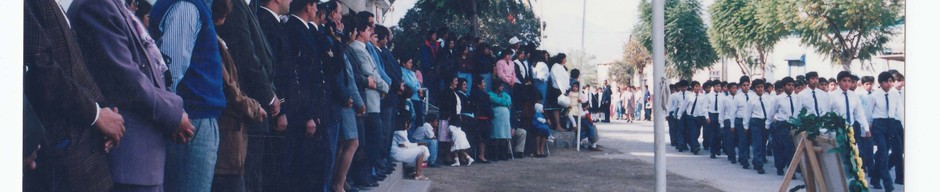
[666,70,905,191]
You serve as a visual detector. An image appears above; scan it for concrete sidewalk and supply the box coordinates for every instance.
[593,120,903,192]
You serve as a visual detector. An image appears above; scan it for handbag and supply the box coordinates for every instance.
[558,94,571,107]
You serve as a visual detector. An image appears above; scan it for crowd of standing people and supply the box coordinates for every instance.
[665,70,905,192]
[21,0,613,191]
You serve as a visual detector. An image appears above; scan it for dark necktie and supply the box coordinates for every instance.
[690,94,698,115]
[843,91,851,123]
[745,92,749,101]
[759,96,767,119]
[789,95,794,115]
[886,93,890,116]
[812,90,819,115]
[714,94,719,111]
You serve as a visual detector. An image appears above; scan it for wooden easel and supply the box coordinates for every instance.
[780,132,827,192]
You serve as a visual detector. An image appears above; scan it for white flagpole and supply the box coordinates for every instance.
[652,0,667,191]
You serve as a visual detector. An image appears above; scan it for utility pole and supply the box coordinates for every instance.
[652,0,667,191]
[581,0,586,69]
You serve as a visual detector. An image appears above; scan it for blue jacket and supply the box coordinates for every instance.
[150,0,226,118]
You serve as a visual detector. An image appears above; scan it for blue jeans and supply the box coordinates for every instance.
[871,119,895,190]
[667,114,679,147]
[681,114,704,151]
[580,119,599,144]
[749,119,767,170]
[771,122,795,171]
[705,113,720,150]
[722,119,736,160]
[735,118,750,166]
[414,139,438,165]
[534,80,547,104]
[889,119,904,183]
[165,118,220,192]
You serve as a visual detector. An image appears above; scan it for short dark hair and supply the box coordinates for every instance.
[374,25,390,40]
[774,81,784,89]
[818,77,828,84]
[837,71,853,81]
[877,72,893,83]
[781,77,795,85]
[862,76,875,84]
[690,81,701,87]
[356,11,375,25]
[426,114,439,123]
[570,69,581,79]
[739,76,751,84]
[895,73,905,81]
[805,72,819,79]
[677,80,689,87]
[751,79,766,86]
[289,0,316,14]
[795,80,805,87]
[211,0,232,23]
[828,77,837,83]
[728,83,738,88]
[425,29,437,40]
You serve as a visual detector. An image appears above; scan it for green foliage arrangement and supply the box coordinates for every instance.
[787,108,869,192]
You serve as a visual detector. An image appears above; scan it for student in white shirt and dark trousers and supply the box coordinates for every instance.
[800,72,831,117]
[679,81,710,155]
[734,76,756,169]
[867,72,898,191]
[720,82,740,163]
[768,77,801,176]
[705,81,723,158]
[667,81,688,150]
[889,71,904,185]
[830,71,873,180]
[744,79,771,174]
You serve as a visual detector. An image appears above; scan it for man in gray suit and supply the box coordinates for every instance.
[67,0,195,191]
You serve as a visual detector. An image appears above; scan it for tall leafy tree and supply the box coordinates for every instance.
[708,0,787,78]
[622,37,651,85]
[634,0,718,80]
[392,0,542,63]
[776,0,903,70]
[608,61,635,86]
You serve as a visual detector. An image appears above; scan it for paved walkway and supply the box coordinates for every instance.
[594,119,903,192]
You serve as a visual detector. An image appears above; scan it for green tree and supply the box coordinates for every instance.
[776,0,903,70]
[566,49,598,86]
[392,0,543,62]
[633,0,718,80]
[608,61,634,86]
[622,37,651,86]
[708,0,787,78]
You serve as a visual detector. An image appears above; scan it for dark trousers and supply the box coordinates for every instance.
[749,119,767,170]
[735,118,750,166]
[212,174,246,192]
[675,114,689,150]
[285,119,320,191]
[601,104,611,122]
[316,123,340,192]
[667,114,679,147]
[353,113,383,183]
[379,105,396,169]
[889,119,904,184]
[721,119,737,160]
[645,108,652,120]
[771,122,795,171]
[682,114,704,152]
[706,113,720,152]
[871,119,895,190]
[852,122,874,177]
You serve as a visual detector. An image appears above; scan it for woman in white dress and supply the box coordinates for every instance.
[392,114,430,180]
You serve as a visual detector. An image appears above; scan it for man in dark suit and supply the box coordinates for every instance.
[213,0,283,190]
[68,0,196,190]
[602,81,613,122]
[283,1,327,190]
[24,0,128,190]
[255,0,293,190]
[376,24,403,172]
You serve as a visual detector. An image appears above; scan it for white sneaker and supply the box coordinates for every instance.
[465,157,474,166]
[450,157,460,167]
[547,136,555,143]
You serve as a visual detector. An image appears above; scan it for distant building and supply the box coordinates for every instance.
[339,0,393,24]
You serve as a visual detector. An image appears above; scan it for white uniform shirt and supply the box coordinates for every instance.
[829,90,870,133]
[770,92,803,122]
[668,91,687,117]
[745,93,773,129]
[675,91,693,117]
[799,87,831,116]
[706,91,722,114]
[869,88,900,121]
[719,92,737,127]
[894,88,904,125]
[734,90,755,122]
[683,91,710,118]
